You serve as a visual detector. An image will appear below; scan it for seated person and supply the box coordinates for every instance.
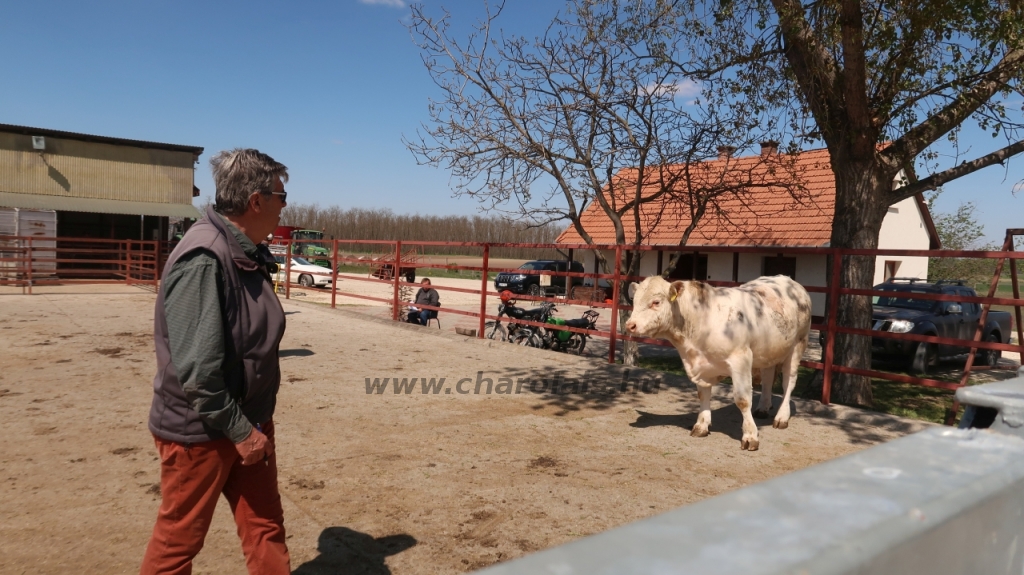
[407,278,440,325]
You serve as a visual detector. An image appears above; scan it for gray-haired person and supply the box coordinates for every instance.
[141,149,291,574]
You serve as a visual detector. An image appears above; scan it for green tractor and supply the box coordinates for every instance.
[290,229,331,268]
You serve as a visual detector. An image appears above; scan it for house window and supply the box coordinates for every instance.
[763,256,796,279]
[666,253,708,280]
[884,260,900,281]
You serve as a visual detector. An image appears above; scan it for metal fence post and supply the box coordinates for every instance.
[331,239,338,309]
[822,249,841,405]
[126,241,133,286]
[26,237,33,295]
[285,240,291,300]
[392,240,402,321]
[479,243,490,338]
[608,245,622,364]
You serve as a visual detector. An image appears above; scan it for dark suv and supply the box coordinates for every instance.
[871,278,1012,374]
[494,260,584,297]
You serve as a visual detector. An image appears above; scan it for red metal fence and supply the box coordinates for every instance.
[3,234,1022,415]
[0,235,161,293]
[280,236,1024,410]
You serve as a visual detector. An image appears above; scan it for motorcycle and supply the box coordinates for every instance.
[518,309,600,355]
[484,291,557,344]
[540,308,598,354]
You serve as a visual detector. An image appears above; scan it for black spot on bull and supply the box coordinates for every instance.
[723,324,735,340]
[693,281,711,308]
[752,298,765,317]
[785,284,801,302]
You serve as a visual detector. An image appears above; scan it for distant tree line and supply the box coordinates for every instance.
[280,204,568,259]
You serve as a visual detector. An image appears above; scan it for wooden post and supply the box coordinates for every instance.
[331,239,339,309]
[392,241,402,321]
[126,241,133,287]
[608,245,622,364]
[822,249,841,405]
[478,244,490,337]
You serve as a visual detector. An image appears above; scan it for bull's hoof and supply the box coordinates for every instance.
[753,408,771,419]
[690,424,710,437]
[773,419,789,430]
[741,437,760,451]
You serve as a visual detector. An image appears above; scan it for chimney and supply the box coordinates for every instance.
[760,140,780,157]
[717,145,737,160]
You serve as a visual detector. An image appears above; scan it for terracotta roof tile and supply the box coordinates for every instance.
[557,148,842,247]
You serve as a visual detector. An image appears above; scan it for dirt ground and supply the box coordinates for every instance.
[0,286,931,575]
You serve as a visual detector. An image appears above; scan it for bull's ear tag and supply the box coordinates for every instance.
[669,292,677,302]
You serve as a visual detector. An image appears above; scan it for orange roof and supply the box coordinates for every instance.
[557,148,844,247]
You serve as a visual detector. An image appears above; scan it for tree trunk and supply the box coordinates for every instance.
[828,161,889,406]
[620,308,640,366]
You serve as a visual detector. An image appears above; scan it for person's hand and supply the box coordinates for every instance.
[235,426,274,466]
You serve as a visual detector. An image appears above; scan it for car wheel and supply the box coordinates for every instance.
[909,341,937,375]
[977,334,1002,368]
[527,284,543,298]
[298,274,313,287]
[485,322,508,342]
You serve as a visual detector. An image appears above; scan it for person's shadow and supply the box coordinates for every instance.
[292,527,417,575]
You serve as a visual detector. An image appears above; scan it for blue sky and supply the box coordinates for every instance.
[1,0,1020,245]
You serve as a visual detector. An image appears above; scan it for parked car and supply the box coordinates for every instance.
[870,278,1012,374]
[273,255,334,288]
[494,260,585,297]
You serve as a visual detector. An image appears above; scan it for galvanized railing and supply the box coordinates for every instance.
[470,372,1024,575]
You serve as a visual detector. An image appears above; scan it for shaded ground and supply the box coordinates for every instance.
[1,286,931,574]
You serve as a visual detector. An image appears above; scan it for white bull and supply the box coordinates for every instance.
[625,275,811,450]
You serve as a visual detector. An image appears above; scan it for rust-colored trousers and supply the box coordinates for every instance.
[139,421,289,575]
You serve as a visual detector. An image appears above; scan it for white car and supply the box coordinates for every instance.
[273,255,334,288]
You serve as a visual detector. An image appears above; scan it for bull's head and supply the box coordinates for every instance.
[624,276,685,339]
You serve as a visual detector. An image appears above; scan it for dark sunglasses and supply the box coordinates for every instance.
[268,190,287,202]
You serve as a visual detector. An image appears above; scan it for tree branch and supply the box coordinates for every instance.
[883,48,1024,165]
[891,139,1024,200]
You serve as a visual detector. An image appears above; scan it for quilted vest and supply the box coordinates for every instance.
[148,206,286,443]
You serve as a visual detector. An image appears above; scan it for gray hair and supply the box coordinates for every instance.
[210,148,289,216]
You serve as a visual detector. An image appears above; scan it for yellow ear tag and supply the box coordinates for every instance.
[669,292,677,302]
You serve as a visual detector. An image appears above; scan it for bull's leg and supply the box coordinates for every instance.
[774,342,806,429]
[753,366,775,419]
[691,381,713,437]
[727,351,758,451]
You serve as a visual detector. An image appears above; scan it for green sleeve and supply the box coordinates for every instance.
[162,250,253,443]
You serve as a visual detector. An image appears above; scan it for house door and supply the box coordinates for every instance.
[763,256,797,279]
[884,260,900,281]
[666,253,708,281]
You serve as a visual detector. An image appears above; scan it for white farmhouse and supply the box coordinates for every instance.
[557,144,940,320]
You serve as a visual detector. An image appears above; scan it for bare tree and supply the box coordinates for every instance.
[626,0,1024,403]
[407,0,802,364]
